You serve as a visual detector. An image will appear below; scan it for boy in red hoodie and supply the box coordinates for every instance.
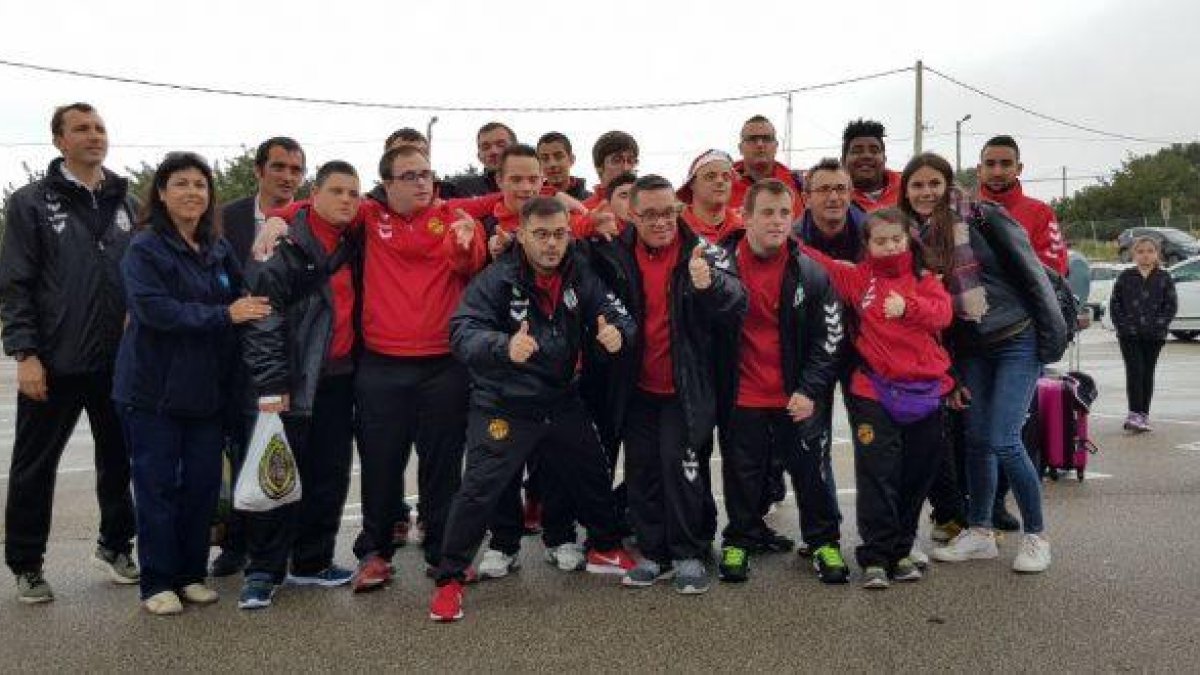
[801,207,953,589]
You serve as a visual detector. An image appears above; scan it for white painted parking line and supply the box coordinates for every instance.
[1093,412,1200,427]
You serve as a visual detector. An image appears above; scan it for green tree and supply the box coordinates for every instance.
[956,167,979,193]
[1054,143,1200,225]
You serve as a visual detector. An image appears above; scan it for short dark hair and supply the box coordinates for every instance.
[384,127,428,151]
[139,152,220,245]
[630,174,674,208]
[537,132,573,156]
[745,178,792,215]
[982,135,1021,160]
[841,119,886,158]
[592,131,639,171]
[519,196,568,225]
[378,145,428,180]
[498,144,539,175]
[314,161,358,187]
[477,122,517,144]
[51,102,97,138]
[607,171,638,194]
[741,115,774,131]
[254,137,306,170]
[804,158,848,191]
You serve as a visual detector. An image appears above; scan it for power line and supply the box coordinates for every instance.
[924,66,1177,145]
[0,58,911,113]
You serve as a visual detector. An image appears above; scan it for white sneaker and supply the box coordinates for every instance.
[931,528,999,563]
[1012,534,1052,573]
[477,549,520,579]
[179,583,219,605]
[909,545,930,570]
[143,590,183,616]
[544,543,585,572]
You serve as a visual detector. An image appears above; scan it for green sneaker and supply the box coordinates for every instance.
[16,571,54,604]
[862,566,890,589]
[892,557,923,582]
[812,544,849,584]
[718,546,749,583]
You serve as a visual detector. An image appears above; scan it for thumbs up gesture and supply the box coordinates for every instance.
[883,290,906,319]
[449,208,476,250]
[508,320,539,363]
[595,315,622,354]
[489,227,513,259]
[689,244,712,290]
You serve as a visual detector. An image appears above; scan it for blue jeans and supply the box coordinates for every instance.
[961,327,1045,534]
[120,406,223,599]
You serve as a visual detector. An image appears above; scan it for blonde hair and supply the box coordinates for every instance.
[1131,236,1162,266]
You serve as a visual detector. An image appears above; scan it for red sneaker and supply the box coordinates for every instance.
[522,497,543,535]
[585,547,637,575]
[351,554,392,593]
[429,580,464,622]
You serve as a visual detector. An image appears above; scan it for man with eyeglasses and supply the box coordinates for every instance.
[429,196,638,622]
[582,131,640,210]
[450,122,517,197]
[587,175,746,595]
[842,119,902,212]
[794,158,869,263]
[731,115,805,217]
[677,149,744,244]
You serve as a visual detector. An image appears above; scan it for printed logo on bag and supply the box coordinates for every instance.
[488,418,510,441]
[856,423,875,446]
[257,432,298,499]
[427,218,445,236]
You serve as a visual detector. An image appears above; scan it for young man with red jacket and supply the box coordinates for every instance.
[581,131,640,211]
[714,179,848,584]
[677,149,744,244]
[977,135,1068,276]
[731,115,805,217]
[842,119,903,212]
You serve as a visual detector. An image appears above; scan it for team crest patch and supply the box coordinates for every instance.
[257,432,299,499]
[563,287,578,310]
[488,418,510,441]
[856,423,875,446]
[427,218,445,236]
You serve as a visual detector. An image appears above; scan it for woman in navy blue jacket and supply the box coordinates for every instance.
[113,152,271,615]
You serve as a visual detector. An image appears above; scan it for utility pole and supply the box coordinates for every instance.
[913,60,924,155]
[955,113,972,175]
[426,116,439,149]
[1062,165,1068,201]
[784,93,794,168]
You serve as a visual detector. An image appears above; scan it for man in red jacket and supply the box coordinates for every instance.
[977,135,1068,275]
[842,119,902,212]
[582,131,640,210]
[731,115,805,216]
[677,149,744,243]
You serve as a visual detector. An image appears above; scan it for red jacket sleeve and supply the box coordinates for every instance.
[444,215,488,277]
[799,243,866,304]
[903,273,954,332]
[445,193,504,220]
[1029,205,1068,275]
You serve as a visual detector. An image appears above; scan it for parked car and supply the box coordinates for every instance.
[1103,256,1200,340]
[1087,261,1131,322]
[1116,227,1200,265]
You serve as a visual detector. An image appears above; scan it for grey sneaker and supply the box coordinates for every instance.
[94,546,139,585]
[892,558,923,582]
[621,559,673,588]
[862,566,890,589]
[16,571,55,604]
[672,558,710,595]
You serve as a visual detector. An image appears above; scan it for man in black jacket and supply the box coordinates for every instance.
[212,136,306,577]
[714,178,848,584]
[237,161,363,609]
[448,122,516,197]
[586,174,747,595]
[0,102,138,603]
[429,197,637,622]
[537,132,591,200]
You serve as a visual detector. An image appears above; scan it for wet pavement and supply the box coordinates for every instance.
[1,327,1198,672]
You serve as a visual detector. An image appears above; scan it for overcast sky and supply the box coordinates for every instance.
[2,0,1198,205]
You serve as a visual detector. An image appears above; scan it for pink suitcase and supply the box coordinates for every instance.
[1035,371,1098,482]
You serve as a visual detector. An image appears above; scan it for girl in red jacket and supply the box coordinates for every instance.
[801,207,953,589]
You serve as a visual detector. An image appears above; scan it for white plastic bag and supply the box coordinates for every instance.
[234,412,302,512]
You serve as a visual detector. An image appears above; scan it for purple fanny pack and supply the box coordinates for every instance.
[866,371,943,425]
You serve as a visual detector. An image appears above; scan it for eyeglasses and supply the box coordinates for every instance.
[809,184,850,196]
[389,170,435,183]
[527,228,570,243]
[635,207,678,222]
[741,134,776,145]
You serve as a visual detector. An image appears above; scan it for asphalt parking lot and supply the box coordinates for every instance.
[1,326,1198,672]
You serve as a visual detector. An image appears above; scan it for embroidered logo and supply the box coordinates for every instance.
[563,287,578,310]
[509,287,529,323]
[856,423,875,446]
[488,418,510,441]
[823,302,843,355]
[682,447,700,483]
[427,218,445,236]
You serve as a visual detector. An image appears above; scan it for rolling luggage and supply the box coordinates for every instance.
[1033,341,1099,481]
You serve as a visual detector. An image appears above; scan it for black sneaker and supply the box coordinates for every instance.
[718,546,749,583]
[746,531,795,554]
[992,508,1021,532]
[210,549,247,578]
[812,544,850,584]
